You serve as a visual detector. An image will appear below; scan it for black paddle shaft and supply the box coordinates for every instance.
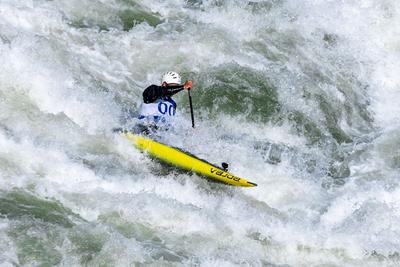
[188,90,195,128]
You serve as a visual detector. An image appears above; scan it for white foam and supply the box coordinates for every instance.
[1,0,400,265]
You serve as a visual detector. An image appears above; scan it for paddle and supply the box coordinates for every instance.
[186,83,230,172]
[188,89,195,128]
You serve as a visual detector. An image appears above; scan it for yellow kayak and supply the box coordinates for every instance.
[123,132,257,187]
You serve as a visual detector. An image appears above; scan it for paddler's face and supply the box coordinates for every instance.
[162,82,179,87]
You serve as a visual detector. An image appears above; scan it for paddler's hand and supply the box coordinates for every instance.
[183,80,193,90]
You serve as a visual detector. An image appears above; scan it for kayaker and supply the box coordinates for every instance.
[136,71,192,132]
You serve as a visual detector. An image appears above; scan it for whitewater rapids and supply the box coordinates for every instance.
[1,0,400,266]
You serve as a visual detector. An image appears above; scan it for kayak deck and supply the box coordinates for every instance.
[123,133,257,187]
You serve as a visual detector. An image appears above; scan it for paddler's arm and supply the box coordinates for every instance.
[143,85,184,103]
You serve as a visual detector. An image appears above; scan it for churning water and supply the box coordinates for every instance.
[1,0,400,266]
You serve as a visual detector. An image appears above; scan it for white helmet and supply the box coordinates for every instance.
[161,71,181,85]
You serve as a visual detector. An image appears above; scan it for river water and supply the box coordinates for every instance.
[1,0,400,266]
